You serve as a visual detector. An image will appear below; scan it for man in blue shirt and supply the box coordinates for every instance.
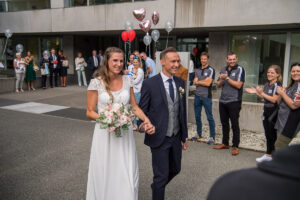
[141,52,156,78]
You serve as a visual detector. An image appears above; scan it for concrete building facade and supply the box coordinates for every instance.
[1,0,300,132]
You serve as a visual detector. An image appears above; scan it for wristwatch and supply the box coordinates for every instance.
[226,77,230,81]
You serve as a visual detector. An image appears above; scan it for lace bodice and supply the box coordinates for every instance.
[88,75,133,111]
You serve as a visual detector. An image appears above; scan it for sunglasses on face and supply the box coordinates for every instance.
[133,56,140,59]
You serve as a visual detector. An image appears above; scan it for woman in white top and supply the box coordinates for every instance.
[13,52,26,93]
[75,52,87,86]
[129,56,144,130]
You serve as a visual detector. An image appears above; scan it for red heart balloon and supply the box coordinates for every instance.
[121,31,129,42]
[128,30,136,42]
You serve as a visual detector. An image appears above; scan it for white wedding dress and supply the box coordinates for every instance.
[86,75,139,200]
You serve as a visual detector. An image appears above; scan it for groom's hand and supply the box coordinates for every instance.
[182,141,189,150]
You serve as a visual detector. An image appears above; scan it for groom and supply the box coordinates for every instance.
[139,47,189,200]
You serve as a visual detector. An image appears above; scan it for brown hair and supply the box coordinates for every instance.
[133,57,143,69]
[200,51,209,59]
[160,47,177,60]
[287,62,300,89]
[227,51,237,58]
[93,47,124,100]
[268,65,282,83]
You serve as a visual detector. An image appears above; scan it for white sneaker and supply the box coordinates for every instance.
[256,154,272,163]
[20,89,24,92]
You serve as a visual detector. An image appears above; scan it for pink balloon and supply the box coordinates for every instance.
[152,11,159,25]
[133,8,146,22]
[139,20,152,33]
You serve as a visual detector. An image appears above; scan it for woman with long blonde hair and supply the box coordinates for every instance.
[245,65,282,162]
[86,47,154,200]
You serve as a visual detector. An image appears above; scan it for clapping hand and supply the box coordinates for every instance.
[245,86,257,94]
[255,86,263,95]
[219,72,228,80]
[276,86,286,96]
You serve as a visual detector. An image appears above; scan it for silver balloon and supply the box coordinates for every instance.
[5,29,12,38]
[165,20,174,33]
[43,50,50,57]
[16,44,24,53]
[143,35,152,46]
[133,8,146,22]
[124,20,133,31]
[139,20,151,33]
[151,30,160,42]
[152,11,159,25]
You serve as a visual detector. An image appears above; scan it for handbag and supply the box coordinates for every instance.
[62,60,69,67]
[83,62,87,67]
[33,65,39,71]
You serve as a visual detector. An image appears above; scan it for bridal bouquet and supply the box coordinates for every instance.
[96,100,136,137]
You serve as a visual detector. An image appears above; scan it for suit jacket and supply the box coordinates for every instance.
[88,56,100,71]
[49,54,58,69]
[138,73,188,148]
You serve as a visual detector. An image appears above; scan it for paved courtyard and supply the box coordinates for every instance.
[0,86,262,200]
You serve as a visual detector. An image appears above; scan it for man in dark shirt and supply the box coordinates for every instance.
[191,52,216,145]
[214,52,245,156]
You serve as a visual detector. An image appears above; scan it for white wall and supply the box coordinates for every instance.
[175,0,300,28]
[0,0,175,33]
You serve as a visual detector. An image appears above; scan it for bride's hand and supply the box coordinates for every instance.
[141,118,155,135]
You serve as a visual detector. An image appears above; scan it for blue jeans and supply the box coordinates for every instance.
[194,95,215,138]
[134,92,141,125]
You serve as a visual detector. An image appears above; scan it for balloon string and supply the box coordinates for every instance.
[124,42,127,70]
[149,43,151,58]
[1,38,8,59]
[166,32,169,48]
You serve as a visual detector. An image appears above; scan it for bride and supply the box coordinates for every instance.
[86,47,155,200]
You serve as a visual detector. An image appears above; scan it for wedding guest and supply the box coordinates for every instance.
[192,52,216,144]
[49,48,59,88]
[24,51,36,91]
[75,52,88,87]
[214,52,245,156]
[140,52,156,78]
[245,65,282,162]
[129,56,144,130]
[207,144,300,200]
[189,56,195,86]
[88,50,100,79]
[98,49,103,65]
[127,53,134,71]
[58,50,68,87]
[175,64,188,84]
[274,62,300,150]
[40,52,50,89]
[13,52,26,93]
[133,50,147,76]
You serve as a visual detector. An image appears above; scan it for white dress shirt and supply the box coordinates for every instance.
[160,72,177,100]
[93,56,98,67]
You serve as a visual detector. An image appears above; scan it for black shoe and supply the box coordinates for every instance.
[50,86,53,88]
[151,183,153,190]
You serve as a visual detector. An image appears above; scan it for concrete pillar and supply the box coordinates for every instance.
[63,35,74,75]
[51,0,64,9]
[208,32,229,75]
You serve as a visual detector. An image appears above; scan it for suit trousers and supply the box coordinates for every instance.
[49,67,59,87]
[219,101,241,147]
[151,136,182,200]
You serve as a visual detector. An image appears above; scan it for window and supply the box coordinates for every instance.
[231,33,286,86]
[0,0,50,12]
[65,0,152,7]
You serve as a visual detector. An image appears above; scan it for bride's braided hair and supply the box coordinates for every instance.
[93,47,124,100]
